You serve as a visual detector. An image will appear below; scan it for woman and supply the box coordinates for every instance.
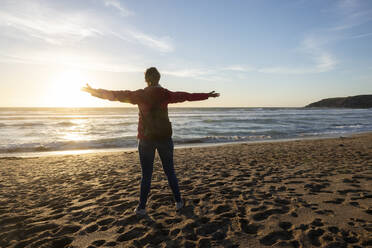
[82,67,219,215]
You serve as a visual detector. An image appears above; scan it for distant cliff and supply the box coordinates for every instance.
[306,95,372,108]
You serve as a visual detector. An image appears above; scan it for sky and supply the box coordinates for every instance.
[0,0,371,107]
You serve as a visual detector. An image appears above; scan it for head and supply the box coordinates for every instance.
[145,67,161,86]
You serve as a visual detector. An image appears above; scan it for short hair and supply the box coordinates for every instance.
[145,67,160,85]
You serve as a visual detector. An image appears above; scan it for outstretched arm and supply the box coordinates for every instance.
[81,84,142,104]
[81,84,116,101]
[207,91,220,98]
[167,90,220,104]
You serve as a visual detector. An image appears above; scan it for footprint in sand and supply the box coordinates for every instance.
[252,207,290,221]
[116,227,148,242]
[239,219,260,234]
[307,228,325,246]
[259,230,293,246]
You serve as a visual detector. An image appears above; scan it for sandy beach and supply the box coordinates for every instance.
[0,133,371,248]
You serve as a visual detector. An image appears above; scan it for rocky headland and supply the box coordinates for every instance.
[306,95,372,108]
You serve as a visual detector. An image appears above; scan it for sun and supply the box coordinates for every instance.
[47,69,91,107]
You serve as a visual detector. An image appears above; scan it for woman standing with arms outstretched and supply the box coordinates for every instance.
[82,67,219,215]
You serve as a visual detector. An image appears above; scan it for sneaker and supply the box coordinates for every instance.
[134,207,146,216]
[176,200,184,211]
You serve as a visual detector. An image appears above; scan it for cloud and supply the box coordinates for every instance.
[162,68,212,78]
[223,65,255,72]
[331,0,372,30]
[223,46,337,75]
[0,0,173,51]
[2,0,367,81]
[161,42,338,78]
[129,31,173,53]
[338,0,360,10]
[100,0,173,53]
[102,0,133,16]
[348,32,372,39]
[0,0,175,74]
[0,1,101,45]
[316,54,336,72]
[160,66,228,81]
[299,36,337,72]
[223,61,336,75]
[0,52,144,73]
[226,0,372,76]
[112,30,174,53]
[234,0,370,75]
[222,50,337,75]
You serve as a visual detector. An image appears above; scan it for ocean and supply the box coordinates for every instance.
[1,107,372,157]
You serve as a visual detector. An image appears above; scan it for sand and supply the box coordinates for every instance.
[0,133,371,248]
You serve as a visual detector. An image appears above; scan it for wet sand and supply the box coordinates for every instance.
[0,133,371,247]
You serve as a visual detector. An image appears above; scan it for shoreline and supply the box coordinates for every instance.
[2,130,372,158]
[0,132,371,247]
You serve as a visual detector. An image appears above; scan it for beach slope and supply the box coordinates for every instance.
[1,134,371,247]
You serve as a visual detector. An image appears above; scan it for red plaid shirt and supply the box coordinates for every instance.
[99,86,209,140]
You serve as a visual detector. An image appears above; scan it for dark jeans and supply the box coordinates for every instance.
[138,138,181,209]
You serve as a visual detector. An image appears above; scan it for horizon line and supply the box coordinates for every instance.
[0,106,308,109]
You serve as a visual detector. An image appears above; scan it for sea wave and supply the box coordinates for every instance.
[110,121,138,126]
[0,115,133,121]
[1,136,138,154]
[1,134,276,154]
[0,119,138,128]
[14,122,45,127]
[201,118,280,124]
[1,107,372,155]
[56,121,76,127]
[0,121,77,127]
[173,135,273,145]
